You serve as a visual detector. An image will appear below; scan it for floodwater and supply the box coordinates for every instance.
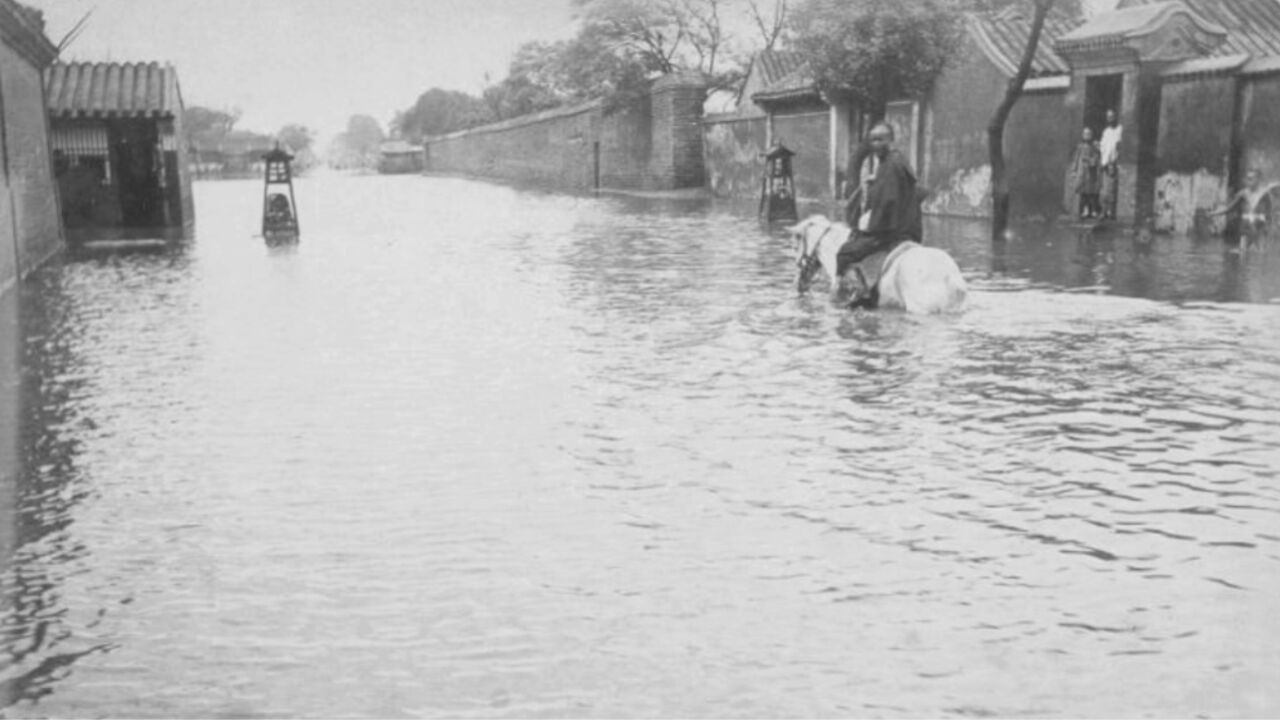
[1,174,1279,718]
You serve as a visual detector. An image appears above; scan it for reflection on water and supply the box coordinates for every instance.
[1,175,1278,717]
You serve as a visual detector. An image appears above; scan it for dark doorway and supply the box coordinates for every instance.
[1084,74,1123,137]
[110,120,163,227]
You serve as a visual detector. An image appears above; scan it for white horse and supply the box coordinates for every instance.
[789,214,967,313]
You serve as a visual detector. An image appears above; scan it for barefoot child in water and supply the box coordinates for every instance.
[1210,169,1273,248]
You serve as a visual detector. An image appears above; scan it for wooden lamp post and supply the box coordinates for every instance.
[759,141,798,223]
[261,145,299,244]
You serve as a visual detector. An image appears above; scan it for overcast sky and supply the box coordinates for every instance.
[30,0,578,140]
[29,0,1121,145]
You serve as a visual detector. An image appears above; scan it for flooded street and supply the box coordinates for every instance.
[2,174,1279,717]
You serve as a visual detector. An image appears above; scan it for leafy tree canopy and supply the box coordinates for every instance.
[787,0,966,116]
[184,105,241,149]
[276,124,316,155]
[345,114,385,155]
[394,88,492,141]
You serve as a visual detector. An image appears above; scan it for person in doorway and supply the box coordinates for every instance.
[1069,127,1101,219]
[1209,168,1273,249]
[1098,109,1122,220]
[835,122,921,306]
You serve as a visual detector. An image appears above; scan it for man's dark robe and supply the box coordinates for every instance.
[836,147,922,280]
[862,149,920,242]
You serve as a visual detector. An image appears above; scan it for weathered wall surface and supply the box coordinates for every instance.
[773,108,830,201]
[922,41,1072,219]
[0,41,61,297]
[702,115,767,199]
[1240,73,1280,188]
[1005,90,1078,220]
[428,104,598,190]
[923,41,1002,216]
[1153,74,1236,232]
[425,74,707,192]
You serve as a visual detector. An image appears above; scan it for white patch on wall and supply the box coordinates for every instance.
[924,164,992,216]
[1154,169,1227,233]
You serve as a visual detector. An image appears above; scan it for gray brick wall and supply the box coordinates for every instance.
[0,40,61,293]
[425,74,708,193]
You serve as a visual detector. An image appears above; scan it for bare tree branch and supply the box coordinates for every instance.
[747,0,786,52]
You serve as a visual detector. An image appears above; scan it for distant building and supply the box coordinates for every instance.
[0,0,60,294]
[46,61,195,244]
[377,140,424,174]
[191,129,276,179]
[706,0,1280,228]
[1058,0,1280,230]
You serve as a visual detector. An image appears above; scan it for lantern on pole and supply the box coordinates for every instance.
[759,141,797,223]
[261,145,299,244]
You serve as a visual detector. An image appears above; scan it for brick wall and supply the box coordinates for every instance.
[0,40,60,296]
[425,73,708,192]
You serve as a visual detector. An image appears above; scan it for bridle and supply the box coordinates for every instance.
[795,223,835,290]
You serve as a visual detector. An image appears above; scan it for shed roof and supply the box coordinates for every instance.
[747,50,818,104]
[750,50,807,88]
[379,140,421,155]
[46,62,184,119]
[966,6,1078,77]
[1117,0,1280,57]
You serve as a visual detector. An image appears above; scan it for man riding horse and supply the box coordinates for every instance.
[837,122,923,307]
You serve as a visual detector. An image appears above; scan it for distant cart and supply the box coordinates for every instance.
[377,140,425,174]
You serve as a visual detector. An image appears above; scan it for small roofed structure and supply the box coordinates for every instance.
[377,140,424,174]
[45,61,195,245]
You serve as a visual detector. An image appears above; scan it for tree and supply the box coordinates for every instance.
[988,0,1054,241]
[966,0,1080,18]
[276,124,315,155]
[394,88,491,141]
[787,0,964,120]
[345,115,384,156]
[571,0,741,84]
[184,105,241,151]
[572,0,686,74]
[482,41,570,120]
[746,0,788,52]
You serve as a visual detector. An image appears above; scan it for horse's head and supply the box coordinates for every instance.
[789,215,834,293]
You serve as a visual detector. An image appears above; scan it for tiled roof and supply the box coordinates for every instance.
[751,50,807,88]
[1160,52,1250,77]
[748,50,818,103]
[967,6,1079,76]
[752,68,818,103]
[1117,0,1280,57]
[45,62,184,118]
[1059,1,1226,50]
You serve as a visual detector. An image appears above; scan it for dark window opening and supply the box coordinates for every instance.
[1084,74,1123,138]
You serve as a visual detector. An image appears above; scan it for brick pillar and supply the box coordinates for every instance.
[649,72,708,190]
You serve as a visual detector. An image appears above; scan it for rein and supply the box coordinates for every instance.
[795,223,835,292]
[797,224,834,270]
